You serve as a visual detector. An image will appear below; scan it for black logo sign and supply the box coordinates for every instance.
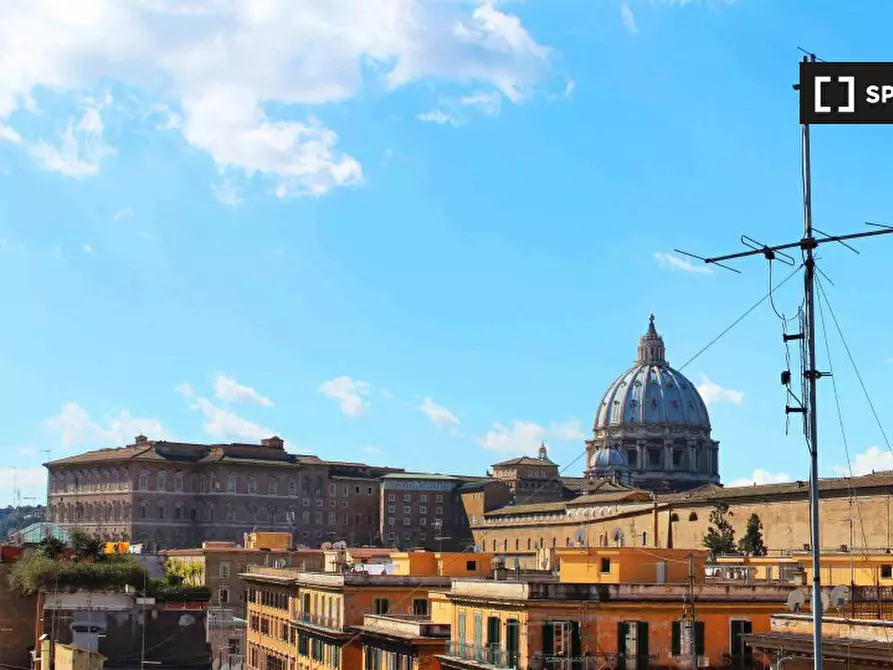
[800,62,893,124]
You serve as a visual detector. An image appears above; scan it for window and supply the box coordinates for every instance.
[157,503,166,520]
[226,505,235,522]
[219,563,231,579]
[314,511,323,524]
[388,517,395,526]
[269,479,278,495]
[436,494,443,503]
[412,599,429,616]
[882,564,893,579]
[302,511,310,524]
[688,512,698,522]
[420,494,427,503]
[174,472,184,491]
[219,587,230,604]
[730,620,753,661]
[328,499,335,508]
[435,507,443,516]
[328,511,336,524]
[248,477,257,494]
[367,486,373,495]
[466,560,477,571]
[138,471,148,490]
[342,485,349,496]
[288,478,297,496]
[600,558,611,573]
[329,483,336,495]
[139,503,147,519]
[403,505,411,514]
[617,621,648,670]
[341,500,348,508]
[388,505,395,513]
[316,499,323,508]
[420,532,427,541]
[420,518,427,526]
[373,598,389,615]
[387,494,395,502]
[174,505,183,520]
[157,472,167,491]
[419,506,427,514]
[403,494,412,502]
[227,474,237,492]
[302,498,310,508]
[403,517,411,526]
[671,621,705,657]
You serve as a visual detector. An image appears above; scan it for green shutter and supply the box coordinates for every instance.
[637,622,649,670]
[543,622,555,656]
[695,621,705,657]
[617,622,627,670]
[570,621,582,670]
[671,622,681,656]
[458,611,466,653]
[506,620,520,667]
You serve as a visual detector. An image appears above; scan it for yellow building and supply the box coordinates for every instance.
[431,547,791,670]
[712,551,893,588]
[40,641,105,670]
[391,551,493,578]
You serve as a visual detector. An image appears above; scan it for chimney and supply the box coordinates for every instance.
[134,434,149,444]
[261,436,284,449]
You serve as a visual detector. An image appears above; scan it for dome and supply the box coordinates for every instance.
[594,315,710,431]
[591,446,629,468]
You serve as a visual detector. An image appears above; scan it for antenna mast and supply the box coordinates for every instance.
[675,53,893,670]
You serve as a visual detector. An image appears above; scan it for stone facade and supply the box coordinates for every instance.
[472,472,893,567]
[46,435,399,550]
[490,444,565,504]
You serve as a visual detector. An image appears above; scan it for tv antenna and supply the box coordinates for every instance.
[675,53,893,670]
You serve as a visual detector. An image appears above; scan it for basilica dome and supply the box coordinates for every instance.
[584,315,720,493]
[594,315,710,432]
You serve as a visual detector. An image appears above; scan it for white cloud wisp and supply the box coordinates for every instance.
[0,1,553,198]
[319,376,372,418]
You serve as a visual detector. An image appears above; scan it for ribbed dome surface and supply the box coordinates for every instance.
[591,446,629,467]
[594,316,710,430]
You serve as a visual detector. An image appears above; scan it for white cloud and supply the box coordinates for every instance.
[459,91,502,116]
[363,445,381,454]
[419,397,461,434]
[477,418,586,454]
[835,446,893,476]
[727,469,791,488]
[0,123,21,144]
[621,5,639,34]
[175,382,194,397]
[27,101,117,178]
[697,375,744,406]
[82,244,94,255]
[113,207,133,221]
[214,373,274,407]
[187,396,275,442]
[0,0,551,196]
[319,376,371,418]
[564,79,576,97]
[653,252,712,275]
[417,110,459,126]
[44,402,168,450]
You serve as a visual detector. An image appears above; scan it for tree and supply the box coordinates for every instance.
[69,527,104,562]
[738,513,767,556]
[702,502,736,555]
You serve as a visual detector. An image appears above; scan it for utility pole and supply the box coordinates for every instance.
[682,552,697,668]
[675,53,893,670]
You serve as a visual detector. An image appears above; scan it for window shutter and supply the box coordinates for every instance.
[543,622,555,656]
[695,621,706,656]
[671,622,681,657]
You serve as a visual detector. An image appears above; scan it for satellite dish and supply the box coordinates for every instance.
[575,528,587,547]
[786,589,806,612]
[830,585,851,612]
[321,542,333,550]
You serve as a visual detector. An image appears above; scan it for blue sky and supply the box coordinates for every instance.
[2,0,893,503]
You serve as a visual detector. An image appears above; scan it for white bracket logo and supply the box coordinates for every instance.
[814,75,856,114]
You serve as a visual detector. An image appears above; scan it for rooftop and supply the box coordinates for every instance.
[240,565,451,589]
[354,614,450,641]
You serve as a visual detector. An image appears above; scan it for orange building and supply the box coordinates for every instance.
[242,551,491,670]
[432,547,791,669]
[355,615,450,670]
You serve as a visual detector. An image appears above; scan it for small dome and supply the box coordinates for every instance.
[594,315,710,431]
[592,446,628,468]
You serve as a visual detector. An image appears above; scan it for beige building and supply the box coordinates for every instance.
[472,472,893,567]
[490,444,566,504]
[46,435,399,549]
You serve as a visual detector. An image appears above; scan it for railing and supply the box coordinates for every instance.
[529,653,658,670]
[445,642,520,667]
[293,611,341,631]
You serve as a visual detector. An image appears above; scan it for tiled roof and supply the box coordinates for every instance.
[491,456,557,468]
[484,501,568,517]
[380,472,460,482]
[560,477,587,492]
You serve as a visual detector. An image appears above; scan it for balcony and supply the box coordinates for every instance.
[443,642,520,668]
[293,611,341,632]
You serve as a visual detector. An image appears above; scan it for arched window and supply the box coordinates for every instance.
[247,476,257,494]
[157,471,167,491]
[503,539,508,551]
[138,502,148,519]
[248,505,258,523]
[288,478,297,496]
[515,539,520,551]
[642,531,648,546]
[227,474,237,493]
[174,471,184,491]
[269,478,278,496]
[492,539,496,551]
[207,504,215,522]
[527,538,532,550]
[688,512,699,522]
[138,470,149,490]
[157,502,166,519]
